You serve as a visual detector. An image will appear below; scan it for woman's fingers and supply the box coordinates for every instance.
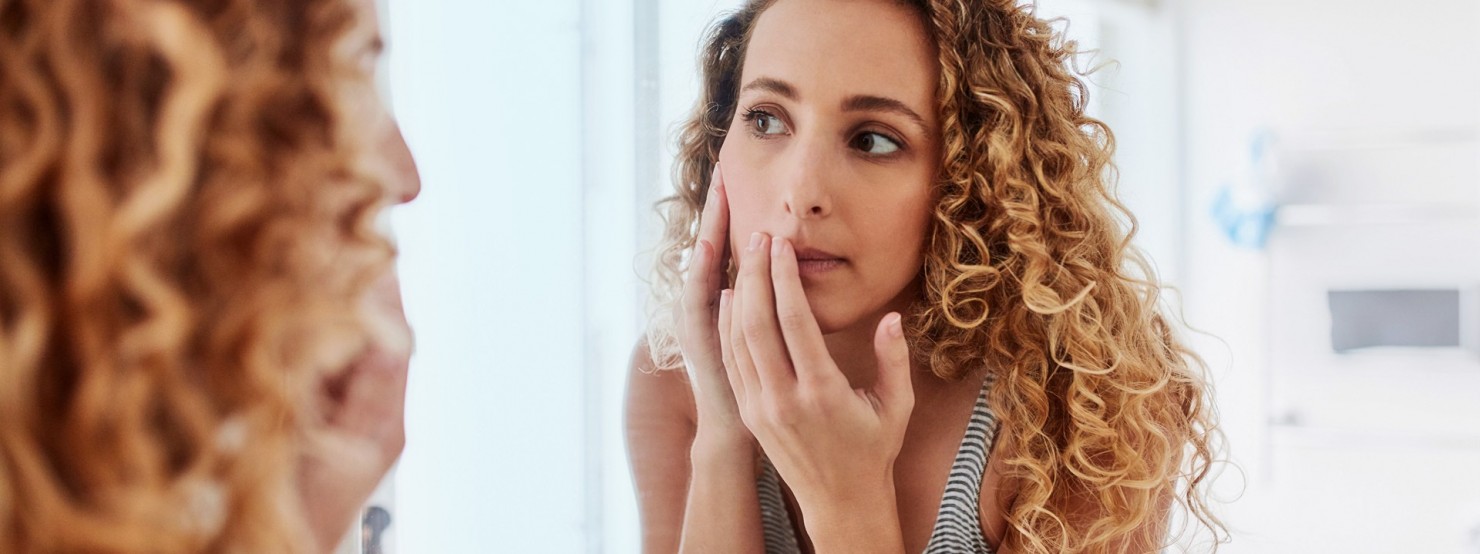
[689,165,729,312]
[728,278,760,402]
[768,237,836,387]
[679,239,712,315]
[870,313,915,417]
[717,288,744,406]
[698,164,730,290]
[677,165,730,360]
[739,233,795,392]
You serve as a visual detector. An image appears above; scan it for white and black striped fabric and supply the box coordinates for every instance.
[757,457,802,553]
[755,378,1000,553]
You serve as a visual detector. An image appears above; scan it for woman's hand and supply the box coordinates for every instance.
[298,272,412,553]
[674,165,752,450]
[719,232,915,548]
[672,166,767,554]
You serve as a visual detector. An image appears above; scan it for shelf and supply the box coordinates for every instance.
[1276,203,1480,227]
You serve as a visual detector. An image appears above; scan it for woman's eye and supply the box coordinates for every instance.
[853,132,901,155]
[745,110,789,136]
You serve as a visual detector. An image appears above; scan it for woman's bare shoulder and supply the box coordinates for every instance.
[625,337,698,553]
[625,337,697,434]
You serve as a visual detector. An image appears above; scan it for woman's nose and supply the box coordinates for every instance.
[382,120,421,205]
[778,138,833,219]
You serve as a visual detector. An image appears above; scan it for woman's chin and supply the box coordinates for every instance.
[808,289,914,337]
[809,304,875,337]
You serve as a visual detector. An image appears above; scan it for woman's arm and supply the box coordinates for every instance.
[625,341,765,554]
[683,428,765,554]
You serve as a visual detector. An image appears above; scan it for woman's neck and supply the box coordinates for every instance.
[822,321,882,389]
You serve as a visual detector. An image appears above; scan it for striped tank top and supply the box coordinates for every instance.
[756,377,1000,553]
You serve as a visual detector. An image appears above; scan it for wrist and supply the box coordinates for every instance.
[796,471,905,554]
[794,462,897,508]
[690,428,755,467]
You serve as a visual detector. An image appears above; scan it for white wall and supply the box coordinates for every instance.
[386,1,589,552]
[384,0,653,551]
[586,0,643,550]
[1178,0,1480,551]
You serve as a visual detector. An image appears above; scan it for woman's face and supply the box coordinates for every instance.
[354,0,420,351]
[719,0,940,334]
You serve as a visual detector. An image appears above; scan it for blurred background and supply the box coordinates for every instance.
[363,0,1480,552]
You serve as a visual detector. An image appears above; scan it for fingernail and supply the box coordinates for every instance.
[720,289,732,308]
[771,236,785,257]
[887,313,903,338]
[748,232,761,252]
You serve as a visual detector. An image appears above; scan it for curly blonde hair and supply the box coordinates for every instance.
[646,0,1226,551]
[0,0,391,551]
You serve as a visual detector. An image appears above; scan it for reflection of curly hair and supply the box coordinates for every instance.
[646,0,1226,551]
[0,1,390,552]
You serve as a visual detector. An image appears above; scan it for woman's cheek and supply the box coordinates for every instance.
[717,141,766,254]
[725,190,763,257]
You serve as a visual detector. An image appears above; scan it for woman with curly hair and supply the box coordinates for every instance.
[0,0,419,551]
[626,0,1224,552]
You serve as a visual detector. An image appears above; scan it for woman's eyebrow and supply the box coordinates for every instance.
[739,76,799,100]
[842,94,929,132]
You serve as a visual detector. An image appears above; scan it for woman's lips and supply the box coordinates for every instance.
[792,246,846,277]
